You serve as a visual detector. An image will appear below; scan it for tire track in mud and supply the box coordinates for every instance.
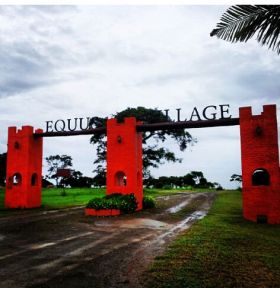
[0,206,84,227]
[0,192,215,288]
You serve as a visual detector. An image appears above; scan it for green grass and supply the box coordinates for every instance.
[0,185,223,213]
[0,186,213,216]
[41,187,106,208]
[0,187,106,212]
[145,191,280,288]
[144,187,215,197]
[0,187,194,211]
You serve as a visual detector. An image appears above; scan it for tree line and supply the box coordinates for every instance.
[144,171,223,190]
[0,151,239,189]
[44,154,223,190]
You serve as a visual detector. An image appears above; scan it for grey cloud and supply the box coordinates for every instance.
[0,5,77,16]
[0,42,54,97]
[23,5,77,14]
[116,51,156,64]
[0,37,100,98]
[0,39,105,98]
[110,41,158,64]
[136,71,193,86]
[0,79,47,97]
[29,17,75,38]
[235,70,280,101]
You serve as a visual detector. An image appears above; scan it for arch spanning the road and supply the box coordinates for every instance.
[4,105,280,224]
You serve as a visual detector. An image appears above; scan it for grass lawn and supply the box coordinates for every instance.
[0,186,197,211]
[0,187,106,211]
[44,186,217,207]
[144,187,215,197]
[41,187,106,208]
[144,190,280,288]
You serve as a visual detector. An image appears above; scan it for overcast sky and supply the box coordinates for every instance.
[0,5,279,188]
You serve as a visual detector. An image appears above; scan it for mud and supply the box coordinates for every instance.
[0,192,215,288]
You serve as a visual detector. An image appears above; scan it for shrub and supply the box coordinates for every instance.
[143,196,155,209]
[86,193,138,213]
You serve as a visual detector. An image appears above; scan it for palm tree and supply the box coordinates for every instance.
[210,5,280,54]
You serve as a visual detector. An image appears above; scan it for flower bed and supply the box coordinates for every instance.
[85,193,138,217]
[85,208,121,217]
[85,194,156,217]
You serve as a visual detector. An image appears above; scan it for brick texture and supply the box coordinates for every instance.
[240,105,280,224]
[106,117,143,210]
[5,126,43,208]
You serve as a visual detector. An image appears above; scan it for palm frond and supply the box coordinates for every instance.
[210,5,280,54]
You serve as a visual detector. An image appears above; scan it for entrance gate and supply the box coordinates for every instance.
[4,105,280,224]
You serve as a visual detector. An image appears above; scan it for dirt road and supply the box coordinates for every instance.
[0,192,215,288]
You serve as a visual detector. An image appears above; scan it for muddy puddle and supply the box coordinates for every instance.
[95,218,171,229]
[166,197,193,213]
[0,192,215,288]
[156,210,207,243]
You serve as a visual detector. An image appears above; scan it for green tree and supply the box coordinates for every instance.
[45,155,73,186]
[230,174,242,183]
[64,170,93,188]
[198,177,208,187]
[144,172,218,189]
[92,165,106,187]
[190,171,204,185]
[211,5,280,54]
[182,173,196,186]
[90,107,196,179]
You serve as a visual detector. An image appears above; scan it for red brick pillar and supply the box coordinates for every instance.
[239,105,280,224]
[5,126,43,208]
[106,117,143,210]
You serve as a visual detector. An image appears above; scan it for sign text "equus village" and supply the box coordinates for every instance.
[45,104,232,133]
